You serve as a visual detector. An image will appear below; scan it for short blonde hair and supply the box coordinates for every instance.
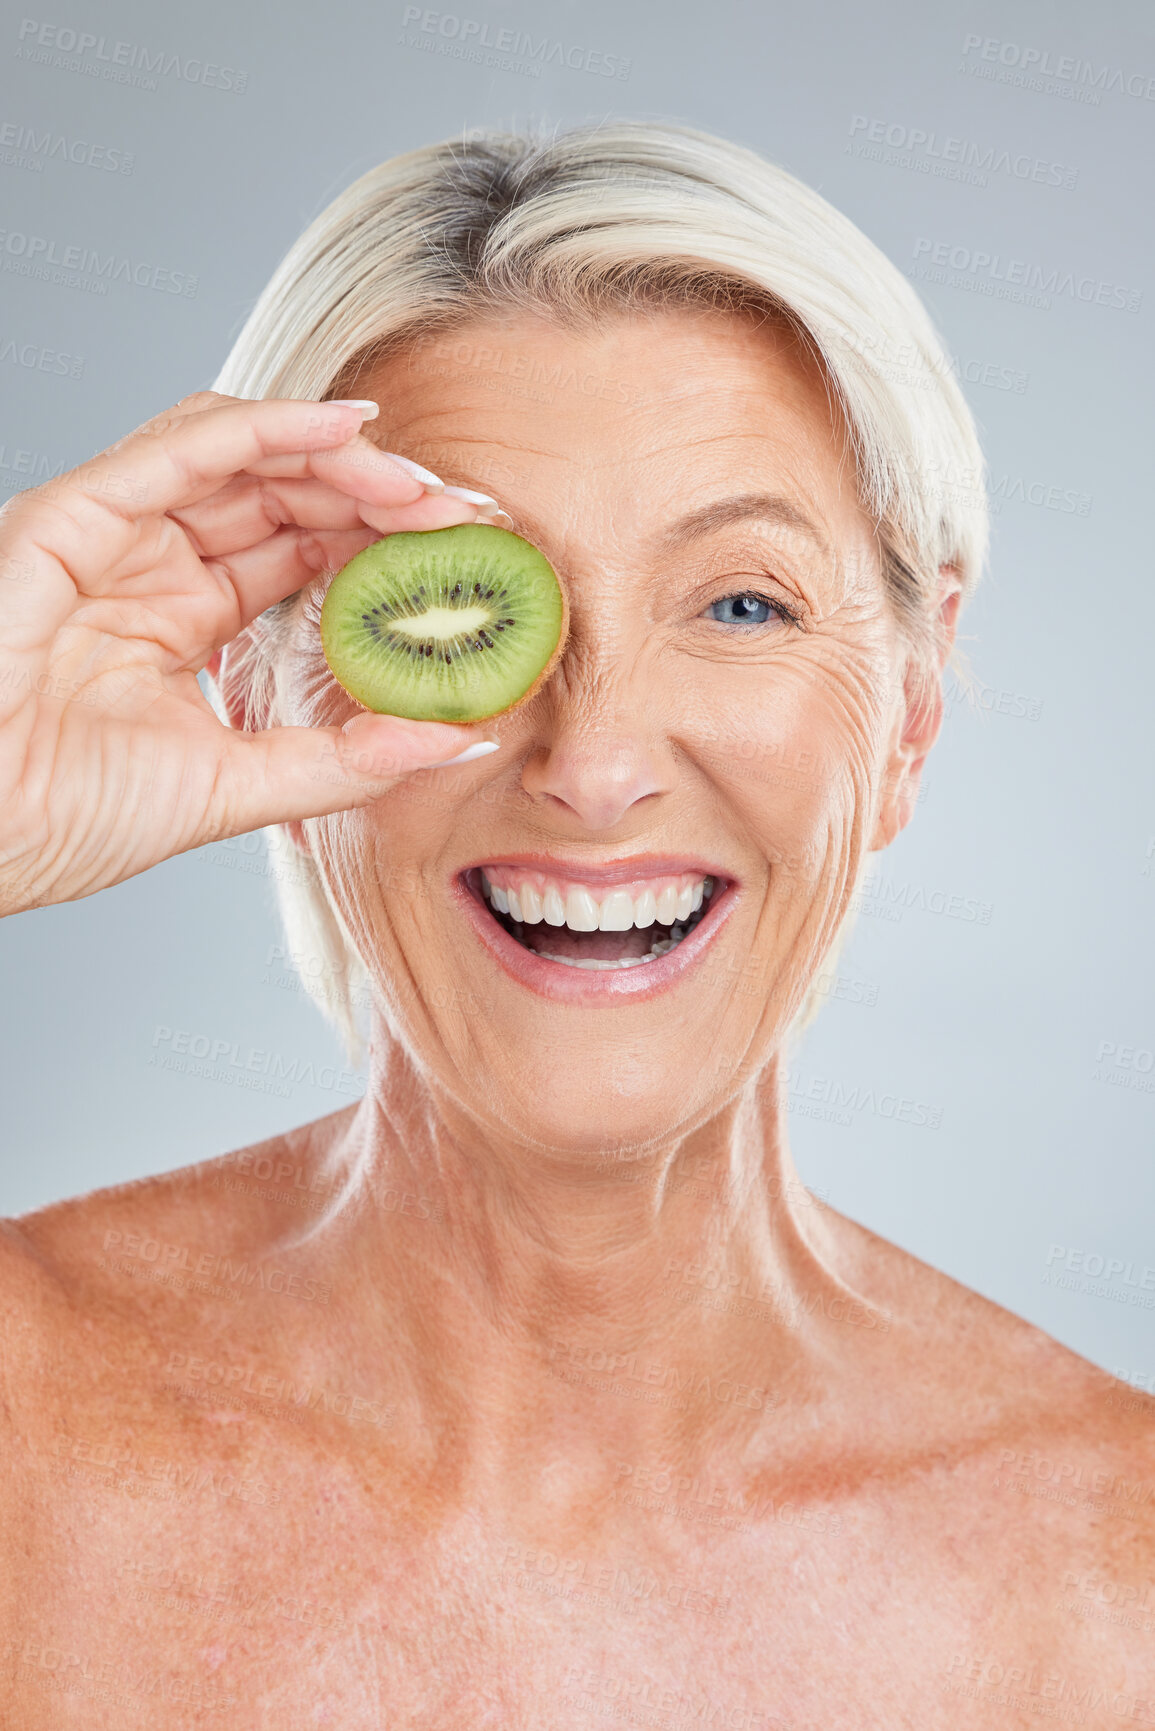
[212,119,988,1051]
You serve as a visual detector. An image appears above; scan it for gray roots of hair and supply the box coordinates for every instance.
[211,120,989,1055]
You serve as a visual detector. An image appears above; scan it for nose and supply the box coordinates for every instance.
[519,684,676,831]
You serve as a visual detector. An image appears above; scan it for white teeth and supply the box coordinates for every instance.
[542,886,567,926]
[536,951,655,970]
[479,872,714,935]
[654,885,678,924]
[564,888,600,932]
[536,924,689,969]
[598,890,636,932]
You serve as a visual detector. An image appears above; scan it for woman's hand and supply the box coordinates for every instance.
[0,391,498,917]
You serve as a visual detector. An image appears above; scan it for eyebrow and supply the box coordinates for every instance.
[659,493,828,552]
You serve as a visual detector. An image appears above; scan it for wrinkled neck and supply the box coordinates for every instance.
[312,1020,846,1347]
[268,1021,879,1500]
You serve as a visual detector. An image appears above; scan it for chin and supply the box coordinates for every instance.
[439,1043,735,1162]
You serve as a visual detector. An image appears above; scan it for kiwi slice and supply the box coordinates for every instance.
[320,524,567,724]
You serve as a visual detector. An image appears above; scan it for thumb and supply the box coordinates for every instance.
[335,712,501,779]
[212,714,500,834]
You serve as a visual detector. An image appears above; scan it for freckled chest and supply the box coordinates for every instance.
[5,1385,1108,1731]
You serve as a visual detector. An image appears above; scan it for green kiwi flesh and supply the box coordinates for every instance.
[320,525,567,724]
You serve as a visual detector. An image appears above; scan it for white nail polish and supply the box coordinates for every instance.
[431,740,500,767]
[330,398,380,419]
[382,452,445,492]
[475,511,515,530]
[441,484,499,508]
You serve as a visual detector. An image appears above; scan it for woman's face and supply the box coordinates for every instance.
[285,306,928,1154]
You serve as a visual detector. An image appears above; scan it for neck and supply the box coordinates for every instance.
[296,1022,868,1504]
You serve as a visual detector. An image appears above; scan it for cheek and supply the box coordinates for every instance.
[685,651,888,864]
[304,789,462,977]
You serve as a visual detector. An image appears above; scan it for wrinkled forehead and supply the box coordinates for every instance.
[355,303,879,588]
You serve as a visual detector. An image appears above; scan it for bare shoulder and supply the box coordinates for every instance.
[826,1201,1149,1413]
[10,1103,356,1278]
[0,1105,357,1393]
[828,1206,1155,1631]
[0,1213,69,1393]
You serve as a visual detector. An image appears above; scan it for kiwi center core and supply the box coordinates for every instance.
[390,605,493,640]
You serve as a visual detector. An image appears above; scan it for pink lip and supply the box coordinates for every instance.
[459,851,736,888]
[452,864,738,1004]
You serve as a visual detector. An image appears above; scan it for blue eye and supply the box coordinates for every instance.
[708,593,777,625]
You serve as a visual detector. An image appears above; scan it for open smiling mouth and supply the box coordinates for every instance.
[467,868,721,971]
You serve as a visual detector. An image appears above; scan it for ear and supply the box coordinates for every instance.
[209,630,312,858]
[869,567,962,853]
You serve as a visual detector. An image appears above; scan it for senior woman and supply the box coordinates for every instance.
[0,121,1150,1727]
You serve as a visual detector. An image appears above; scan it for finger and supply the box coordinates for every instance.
[0,399,395,622]
[212,713,501,835]
[4,454,482,678]
[240,437,476,515]
[49,397,417,532]
[192,494,488,635]
[117,389,251,439]
[168,471,478,562]
[169,475,388,561]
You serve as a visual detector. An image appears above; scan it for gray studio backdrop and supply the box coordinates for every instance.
[1,0,1152,1382]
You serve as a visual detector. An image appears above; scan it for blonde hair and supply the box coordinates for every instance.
[212,119,988,1052]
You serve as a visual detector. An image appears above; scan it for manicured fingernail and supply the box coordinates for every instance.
[330,399,380,420]
[441,484,499,509]
[476,510,514,530]
[431,740,500,766]
[381,452,445,492]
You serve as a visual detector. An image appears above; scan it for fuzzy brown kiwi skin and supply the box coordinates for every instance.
[324,554,571,727]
